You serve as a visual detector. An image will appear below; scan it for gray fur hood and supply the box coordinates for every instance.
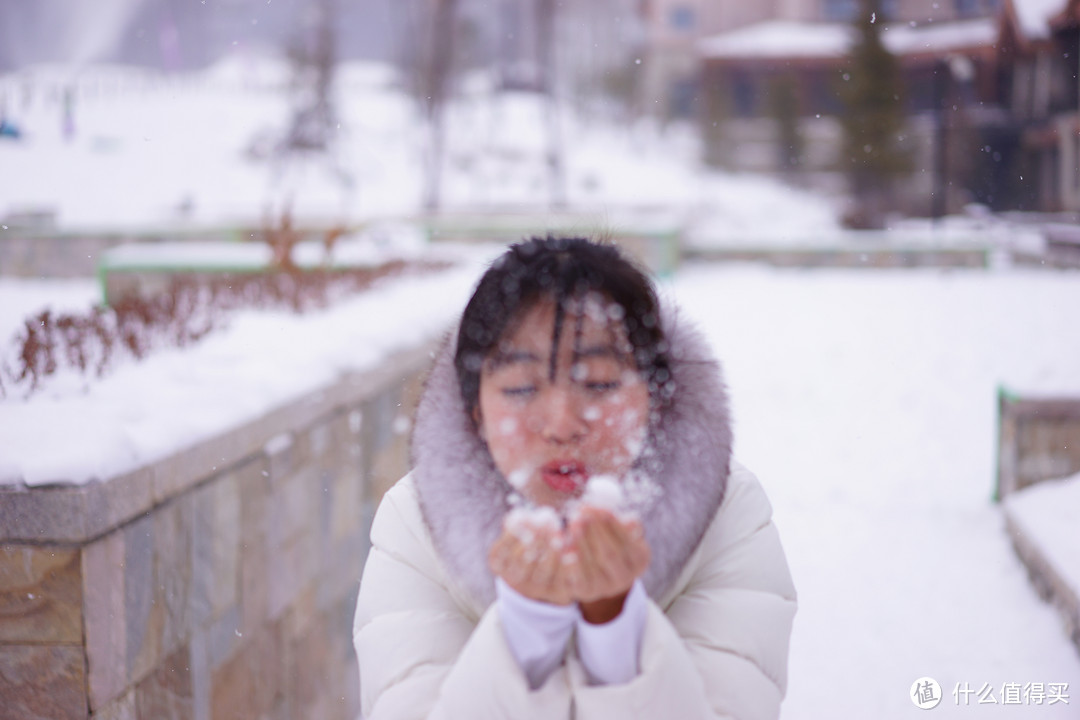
[411,304,733,609]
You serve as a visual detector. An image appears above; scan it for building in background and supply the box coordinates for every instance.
[691,0,1080,215]
[998,0,1080,212]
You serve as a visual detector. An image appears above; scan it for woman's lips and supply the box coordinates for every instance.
[540,460,588,493]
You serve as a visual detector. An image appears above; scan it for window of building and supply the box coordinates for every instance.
[823,0,896,21]
[731,71,758,117]
[954,0,981,16]
[670,6,696,31]
[823,0,857,22]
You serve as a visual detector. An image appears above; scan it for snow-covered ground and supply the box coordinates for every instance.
[1006,472,1080,611]
[0,56,843,242]
[2,261,1078,717]
[667,264,1080,718]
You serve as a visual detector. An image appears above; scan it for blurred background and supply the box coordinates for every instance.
[1,2,1079,720]
[3,0,1077,239]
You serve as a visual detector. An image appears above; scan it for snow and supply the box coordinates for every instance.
[1012,0,1069,40]
[699,21,852,60]
[699,17,998,61]
[0,277,101,344]
[883,18,999,55]
[1004,472,1080,602]
[667,265,1080,718]
[505,505,563,543]
[0,57,841,242]
[578,475,624,512]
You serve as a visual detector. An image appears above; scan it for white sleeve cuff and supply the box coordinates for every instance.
[495,578,578,690]
[575,579,648,686]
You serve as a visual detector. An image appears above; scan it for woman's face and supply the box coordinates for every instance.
[475,296,651,508]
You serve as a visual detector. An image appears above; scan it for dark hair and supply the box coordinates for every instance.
[454,237,672,421]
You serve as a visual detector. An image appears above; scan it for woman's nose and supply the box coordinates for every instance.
[539,388,587,443]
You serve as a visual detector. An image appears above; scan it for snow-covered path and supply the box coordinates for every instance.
[667,264,1080,718]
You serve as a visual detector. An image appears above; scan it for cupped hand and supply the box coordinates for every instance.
[488,523,575,606]
[564,507,651,623]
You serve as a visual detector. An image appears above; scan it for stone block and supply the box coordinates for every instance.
[370,429,410,507]
[83,467,156,541]
[154,495,196,662]
[267,530,317,622]
[371,385,402,455]
[263,431,296,486]
[191,470,240,624]
[0,467,153,544]
[270,464,320,545]
[206,604,242,671]
[237,462,271,637]
[328,465,363,543]
[83,529,128,710]
[151,436,236,506]
[0,644,86,720]
[123,514,161,686]
[0,546,82,644]
[285,605,329,719]
[210,623,285,720]
[134,644,193,720]
[0,486,87,544]
[189,631,211,720]
[315,533,363,613]
[342,652,360,720]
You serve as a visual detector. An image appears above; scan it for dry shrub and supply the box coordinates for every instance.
[1,260,445,399]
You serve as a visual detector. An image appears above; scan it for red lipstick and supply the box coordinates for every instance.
[540,460,588,493]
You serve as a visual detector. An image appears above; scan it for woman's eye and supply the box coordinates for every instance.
[501,385,537,398]
[584,380,621,393]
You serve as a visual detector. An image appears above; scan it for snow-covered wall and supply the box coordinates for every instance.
[0,341,432,719]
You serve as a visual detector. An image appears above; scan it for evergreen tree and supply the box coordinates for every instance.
[839,0,910,227]
[769,74,802,174]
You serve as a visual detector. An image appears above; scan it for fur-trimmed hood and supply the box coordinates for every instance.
[411,304,732,610]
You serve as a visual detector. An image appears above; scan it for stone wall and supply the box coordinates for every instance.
[0,341,434,719]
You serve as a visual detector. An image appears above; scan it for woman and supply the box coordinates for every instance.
[353,238,796,719]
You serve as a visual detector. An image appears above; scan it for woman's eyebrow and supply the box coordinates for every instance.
[486,350,541,370]
[572,345,623,360]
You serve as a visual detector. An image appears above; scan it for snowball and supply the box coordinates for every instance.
[580,474,625,511]
[507,467,530,490]
[505,505,562,544]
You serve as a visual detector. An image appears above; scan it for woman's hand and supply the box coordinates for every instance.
[488,506,651,619]
[565,507,651,624]
[489,523,575,606]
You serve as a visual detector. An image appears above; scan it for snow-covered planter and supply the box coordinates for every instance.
[0,341,432,720]
[0,251,491,719]
[997,390,1080,656]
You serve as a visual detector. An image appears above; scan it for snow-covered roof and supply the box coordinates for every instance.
[883,17,999,54]
[698,21,852,60]
[700,18,998,61]
[1010,0,1068,39]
